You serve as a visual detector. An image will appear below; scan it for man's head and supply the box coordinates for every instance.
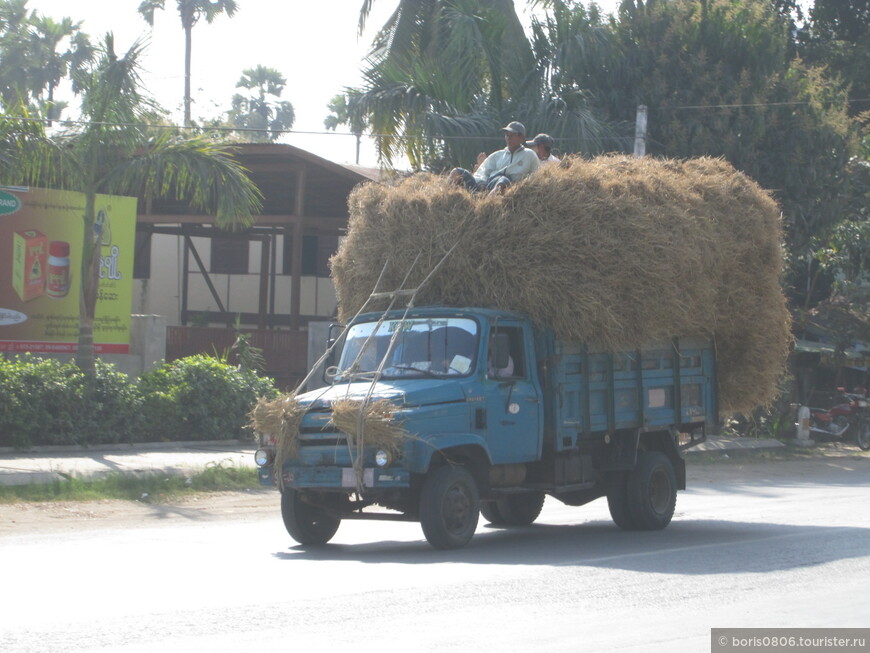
[526,133,554,160]
[501,121,526,151]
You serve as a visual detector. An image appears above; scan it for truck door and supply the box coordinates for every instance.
[483,323,542,463]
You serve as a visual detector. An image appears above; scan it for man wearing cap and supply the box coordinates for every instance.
[449,121,540,194]
[527,133,560,166]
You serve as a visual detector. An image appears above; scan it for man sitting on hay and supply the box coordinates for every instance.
[449,120,540,195]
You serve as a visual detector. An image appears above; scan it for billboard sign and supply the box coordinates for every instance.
[0,187,136,354]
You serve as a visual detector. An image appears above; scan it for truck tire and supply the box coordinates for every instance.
[481,492,546,526]
[497,492,546,526]
[281,489,341,546]
[420,465,480,549]
[606,471,638,530]
[626,451,677,530]
[479,501,507,525]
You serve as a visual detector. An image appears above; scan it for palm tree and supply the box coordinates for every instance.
[325,94,366,164]
[350,0,618,167]
[349,1,536,167]
[227,65,295,142]
[137,0,239,128]
[4,35,261,374]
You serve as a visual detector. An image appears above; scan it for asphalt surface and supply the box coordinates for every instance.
[0,435,787,486]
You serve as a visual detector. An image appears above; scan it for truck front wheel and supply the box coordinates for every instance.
[626,451,677,530]
[281,489,341,546]
[420,465,480,549]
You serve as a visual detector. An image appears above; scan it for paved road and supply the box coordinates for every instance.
[1,455,868,653]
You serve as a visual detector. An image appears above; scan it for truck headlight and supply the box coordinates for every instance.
[374,449,392,467]
[254,448,274,467]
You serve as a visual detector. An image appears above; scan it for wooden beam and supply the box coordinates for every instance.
[290,168,306,330]
[258,236,270,330]
[137,213,347,229]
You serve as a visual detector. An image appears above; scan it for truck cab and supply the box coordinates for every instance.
[255,306,717,549]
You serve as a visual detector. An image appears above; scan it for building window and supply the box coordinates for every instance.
[133,231,152,279]
[211,237,249,274]
[283,234,337,277]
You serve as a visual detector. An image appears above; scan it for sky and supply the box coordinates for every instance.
[26,1,620,169]
[27,0,395,166]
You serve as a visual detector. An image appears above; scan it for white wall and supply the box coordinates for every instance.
[133,233,338,326]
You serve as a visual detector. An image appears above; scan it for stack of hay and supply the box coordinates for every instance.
[330,155,792,415]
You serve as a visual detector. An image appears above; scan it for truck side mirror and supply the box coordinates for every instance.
[323,323,345,383]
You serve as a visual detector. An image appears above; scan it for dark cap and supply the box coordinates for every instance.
[526,133,555,148]
[500,121,526,136]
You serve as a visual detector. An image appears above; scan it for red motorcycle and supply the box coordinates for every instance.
[807,387,870,451]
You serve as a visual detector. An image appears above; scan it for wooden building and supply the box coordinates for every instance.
[132,143,377,388]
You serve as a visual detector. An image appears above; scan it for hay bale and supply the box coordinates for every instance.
[331,155,791,414]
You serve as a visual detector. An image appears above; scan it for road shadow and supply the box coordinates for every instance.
[272,518,870,575]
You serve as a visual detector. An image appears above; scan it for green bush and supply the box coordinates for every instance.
[137,355,278,442]
[1,355,86,447]
[0,353,278,448]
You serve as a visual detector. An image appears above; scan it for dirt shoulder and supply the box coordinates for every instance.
[0,488,278,536]
[1,442,866,536]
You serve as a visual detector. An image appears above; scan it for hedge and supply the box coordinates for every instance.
[0,354,279,449]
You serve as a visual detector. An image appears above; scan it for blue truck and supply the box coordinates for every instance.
[254,305,718,549]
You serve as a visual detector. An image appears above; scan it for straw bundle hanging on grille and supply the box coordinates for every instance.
[249,394,306,487]
[330,155,791,414]
[330,398,408,456]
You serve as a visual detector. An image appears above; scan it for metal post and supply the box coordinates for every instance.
[796,405,812,444]
[634,104,648,158]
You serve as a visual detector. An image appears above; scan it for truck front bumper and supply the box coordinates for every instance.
[263,465,411,490]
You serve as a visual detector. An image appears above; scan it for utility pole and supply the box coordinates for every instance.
[634,105,648,158]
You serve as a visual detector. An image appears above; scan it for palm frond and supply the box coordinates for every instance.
[103,132,262,229]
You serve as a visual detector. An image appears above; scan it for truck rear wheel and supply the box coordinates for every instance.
[606,471,637,530]
[420,465,480,549]
[626,451,677,530]
[481,492,545,526]
[281,489,341,546]
[479,501,506,525]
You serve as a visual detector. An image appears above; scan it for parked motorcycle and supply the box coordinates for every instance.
[806,387,870,451]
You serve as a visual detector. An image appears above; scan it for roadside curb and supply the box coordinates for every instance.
[0,441,257,487]
[0,439,255,455]
[684,436,785,457]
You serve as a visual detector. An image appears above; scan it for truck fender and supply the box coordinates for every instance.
[639,428,686,490]
[411,433,493,477]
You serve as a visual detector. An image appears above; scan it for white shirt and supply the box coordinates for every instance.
[540,154,560,166]
[474,145,540,184]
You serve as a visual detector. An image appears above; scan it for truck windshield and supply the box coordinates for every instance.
[336,317,479,380]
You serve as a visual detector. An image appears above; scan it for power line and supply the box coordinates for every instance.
[2,94,867,144]
[668,98,870,110]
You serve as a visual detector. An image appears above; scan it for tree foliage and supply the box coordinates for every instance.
[0,0,93,118]
[798,0,870,117]
[559,0,860,254]
[2,35,262,375]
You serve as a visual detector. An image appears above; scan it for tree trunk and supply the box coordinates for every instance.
[184,25,192,128]
[76,193,101,375]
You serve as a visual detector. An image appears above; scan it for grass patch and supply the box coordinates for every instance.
[0,461,262,504]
